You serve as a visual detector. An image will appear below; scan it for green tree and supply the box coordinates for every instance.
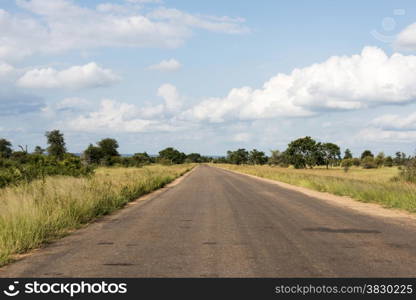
[248,149,267,165]
[268,150,288,167]
[158,147,186,164]
[320,143,341,168]
[360,150,374,160]
[185,153,203,163]
[341,158,353,173]
[45,130,66,160]
[132,152,153,166]
[83,144,104,164]
[286,136,319,169]
[361,156,376,169]
[33,146,45,155]
[0,138,12,158]
[226,149,249,165]
[384,156,393,167]
[343,148,353,159]
[375,152,385,168]
[97,138,119,157]
[394,151,407,166]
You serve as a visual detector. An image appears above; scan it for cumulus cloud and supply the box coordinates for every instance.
[0,0,248,61]
[396,23,416,50]
[183,47,416,122]
[68,99,175,133]
[157,83,182,112]
[17,62,120,89]
[67,83,184,133]
[148,59,182,71]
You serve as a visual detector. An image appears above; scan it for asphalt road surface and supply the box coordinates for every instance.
[1,165,416,277]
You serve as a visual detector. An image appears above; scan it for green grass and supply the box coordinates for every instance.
[0,164,193,266]
[215,164,416,213]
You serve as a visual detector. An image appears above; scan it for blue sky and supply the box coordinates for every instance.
[1,0,416,156]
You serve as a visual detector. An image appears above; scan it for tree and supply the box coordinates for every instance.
[45,130,66,160]
[341,158,353,173]
[132,152,153,166]
[97,138,119,157]
[285,136,319,169]
[248,149,267,165]
[0,138,12,158]
[360,150,374,160]
[186,153,203,163]
[226,149,249,165]
[361,156,376,169]
[320,143,341,168]
[375,152,385,168]
[394,151,407,166]
[158,147,186,164]
[33,146,45,155]
[83,144,104,164]
[268,150,288,167]
[384,156,393,167]
[343,148,353,159]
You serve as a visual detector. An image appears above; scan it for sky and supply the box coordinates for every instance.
[1,0,416,156]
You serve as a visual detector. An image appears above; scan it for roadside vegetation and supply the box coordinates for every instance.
[213,136,416,213]
[0,129,199,266]
[0,164,192,266]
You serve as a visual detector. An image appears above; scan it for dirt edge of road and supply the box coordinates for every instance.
[213,165,416,222]
[1,166,198,268]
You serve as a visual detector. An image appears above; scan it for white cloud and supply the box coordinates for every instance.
[67,83,184,133]
[69,99,175,133]
[148,7,249,34]
[358,127,416,142]
[157,83,182,112]
[183,47,416,122]
[17,62,120,89]
[0,0,248,61]
[0,62,15,78]
[371,113,416,130]
[232,132,252,142]
[358,112,416,142]
[148,59,182,71]
[396,23,416,50]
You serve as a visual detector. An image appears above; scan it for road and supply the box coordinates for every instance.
[1,165,416,277]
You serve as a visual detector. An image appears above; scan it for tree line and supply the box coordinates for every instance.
[1,132,415,187]
[222,136,412,170]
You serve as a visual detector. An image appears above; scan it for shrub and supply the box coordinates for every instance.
[361,156,377,169]
[398,159,416,183]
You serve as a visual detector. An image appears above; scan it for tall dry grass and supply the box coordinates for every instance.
[215,164,416,213]
[0,165,193,266]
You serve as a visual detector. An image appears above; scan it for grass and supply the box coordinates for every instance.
[215,164,416,213]
[0,164,193,266]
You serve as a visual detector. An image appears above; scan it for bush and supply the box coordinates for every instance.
[398,159,416,183]
[361,156,377,169]
[341,158,353,172]
[352,158,361,166]
[0,154,93,188]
